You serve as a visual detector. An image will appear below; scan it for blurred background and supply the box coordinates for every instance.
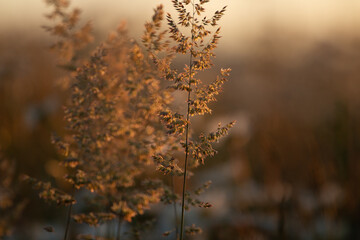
[1,0,360,239]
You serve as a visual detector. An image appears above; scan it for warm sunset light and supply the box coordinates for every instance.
[1,0,360,239]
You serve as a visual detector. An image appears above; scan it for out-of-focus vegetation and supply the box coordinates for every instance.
[1,0,360,240]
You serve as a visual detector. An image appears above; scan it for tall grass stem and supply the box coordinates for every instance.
[63,202,73,240]
[179,3,195,239]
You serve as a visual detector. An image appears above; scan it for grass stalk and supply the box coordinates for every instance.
[63,202,73,240]
[277,197,285,240]
[171,176,179,239]
[179,3,195,239]
[116,216,122,240]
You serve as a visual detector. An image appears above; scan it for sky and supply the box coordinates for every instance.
[1,0,360,55]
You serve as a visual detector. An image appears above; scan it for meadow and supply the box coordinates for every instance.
[1,0,360,240]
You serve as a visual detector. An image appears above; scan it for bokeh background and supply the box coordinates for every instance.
[1,0,360,239]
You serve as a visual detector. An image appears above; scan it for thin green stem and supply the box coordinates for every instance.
[179,3,195,240]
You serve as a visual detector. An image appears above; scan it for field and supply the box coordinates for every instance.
[1,1,360,239]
